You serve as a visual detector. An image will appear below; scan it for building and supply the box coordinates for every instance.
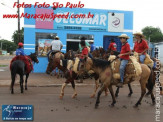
[24,6,133,73]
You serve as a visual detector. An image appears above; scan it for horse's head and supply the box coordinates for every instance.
[78,57,93,77]
[29,53,39,63]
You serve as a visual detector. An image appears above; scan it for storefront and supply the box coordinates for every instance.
[24,6,133,73]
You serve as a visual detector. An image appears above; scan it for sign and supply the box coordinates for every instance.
[36,8,54,29]
[38,39,53,56]
[108,13,124,32]
[2,105,33,121]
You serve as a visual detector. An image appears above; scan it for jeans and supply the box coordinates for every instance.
[120,59,129,83]
[139,55,146,63]
[88,53,93,59]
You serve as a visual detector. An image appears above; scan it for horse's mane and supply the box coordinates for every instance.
[92,58,111,70]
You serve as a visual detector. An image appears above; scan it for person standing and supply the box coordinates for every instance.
[108,38,117,54]
[89,40,96,53]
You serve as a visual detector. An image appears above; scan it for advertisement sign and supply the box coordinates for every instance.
[2,105,33,121]
[38,39,53,56]
[36,8,54,29]
[108,13,124,32]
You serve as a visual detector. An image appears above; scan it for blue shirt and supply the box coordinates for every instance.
[90,44,96,52]
[16,48,25,56]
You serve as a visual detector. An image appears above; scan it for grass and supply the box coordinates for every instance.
[0,65,8,67]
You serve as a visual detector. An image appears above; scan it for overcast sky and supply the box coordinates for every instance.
[0,0,163,41]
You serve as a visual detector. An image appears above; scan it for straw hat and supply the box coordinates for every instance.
[133,32,144,38]
[118,34,130,39]
[55,36,59,39]
[89,40,94,43]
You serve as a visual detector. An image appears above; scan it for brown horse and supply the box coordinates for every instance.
[46,52,64,78]
[78,57,155,108]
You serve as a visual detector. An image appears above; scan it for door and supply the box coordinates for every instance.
[103,36,122,52]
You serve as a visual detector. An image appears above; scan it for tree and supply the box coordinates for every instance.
[0,39,17,53]
[12,27,24,45]
[142,26,163,42]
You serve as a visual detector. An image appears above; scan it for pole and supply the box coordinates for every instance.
[18,0,20,42]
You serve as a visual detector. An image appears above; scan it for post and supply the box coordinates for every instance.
[18,0,20,42]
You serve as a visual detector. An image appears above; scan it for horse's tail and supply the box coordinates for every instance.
[146,67,155,93]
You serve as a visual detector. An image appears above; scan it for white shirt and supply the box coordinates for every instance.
[51,40,63,51]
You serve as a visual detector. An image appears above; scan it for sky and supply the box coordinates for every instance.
[0,0,163,41]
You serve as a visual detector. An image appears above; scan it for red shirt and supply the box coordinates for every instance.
[80,47,88,59]
[108,42,117,51]
[134,39,149,54]
[120,42,130,60]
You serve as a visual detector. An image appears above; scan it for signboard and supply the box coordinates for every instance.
[108,13,124,32]
[2,105,33,121]
[38,39,53,56]
[36,8,54,29]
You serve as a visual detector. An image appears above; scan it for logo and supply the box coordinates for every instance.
[2,105,33,121]
[112,17,120,28]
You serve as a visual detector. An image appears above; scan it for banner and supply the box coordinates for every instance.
[108,13,124,32]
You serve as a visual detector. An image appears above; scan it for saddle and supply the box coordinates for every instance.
[134,52,154,68]
[10,56,33,74]
[108,55,142,81]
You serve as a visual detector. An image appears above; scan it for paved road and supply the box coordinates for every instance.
[0,86,162,122]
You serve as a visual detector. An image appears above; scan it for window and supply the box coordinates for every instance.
[35,33,57,56]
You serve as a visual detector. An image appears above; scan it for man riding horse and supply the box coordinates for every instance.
[133,32,149,63]
[117,34,131,87]
[47,36,63,61]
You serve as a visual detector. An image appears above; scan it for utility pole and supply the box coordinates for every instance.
[18,0,20,42]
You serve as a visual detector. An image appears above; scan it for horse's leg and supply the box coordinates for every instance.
[71,80,77,98]
[91,79,99,98]
[25,73,29,90]
[108,85,116,106]
[128,83,133,97]
[11,73,16,94]
[115,87,120,97]
[134,80,146,107]
[104,88,108,96]
[20,75,24,93]
[95,85,105,108]
[60,82,67,99]
[57,69,60,79]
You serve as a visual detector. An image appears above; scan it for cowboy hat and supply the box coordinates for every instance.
[89,40,94,43]
[80,37,87,40]
[118,34,130,39]
[133,32,144,38]
[55,36,59,39]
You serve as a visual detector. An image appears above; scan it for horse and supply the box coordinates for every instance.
[47,52,64,78]
[10,53,39,94]
[46,57,108,98]
[78,57,155,108]
[46,58,79,99]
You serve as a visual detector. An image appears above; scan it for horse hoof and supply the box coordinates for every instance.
[90,94,95,98]
[152,101,156,105]
[115,94,118,97]
[59,95,63,99]
[72,94,77,98]
[128,94,132,97]
[95,105,99,109]
[25,88,27,90]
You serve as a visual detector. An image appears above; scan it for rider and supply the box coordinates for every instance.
[133,32,149,63]
[16,42,25,56]
[80,40,89,60]
[79,37,90,53]
[117,34,131,87]
[89,40,96,53]
[108,38,117,54]
[47,36,63,61]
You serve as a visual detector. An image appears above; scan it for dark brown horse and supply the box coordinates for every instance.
[10,53,39,94]
[78,57,155,108]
